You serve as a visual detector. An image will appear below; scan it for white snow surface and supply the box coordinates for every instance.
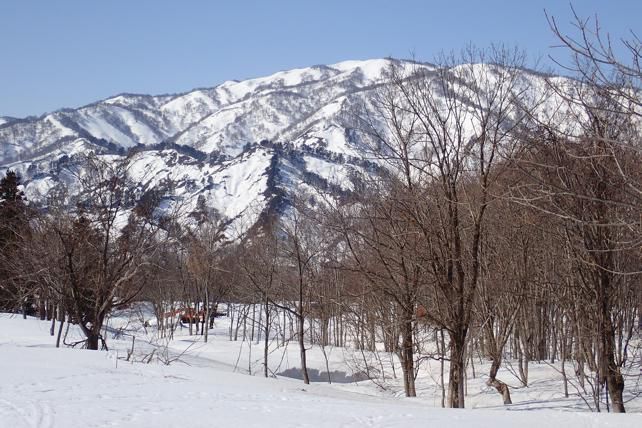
[305,155,355,190]
[1,312,640,428]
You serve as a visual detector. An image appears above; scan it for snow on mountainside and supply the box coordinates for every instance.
[0,116,16,126]
[0,58,560,233]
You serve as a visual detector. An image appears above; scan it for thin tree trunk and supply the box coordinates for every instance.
[447,329,466,408]
[298,313,310,384]
[55,311,65,348]
[49,311,56,336]
[487,359,512,405]
[263,297,270,378]
[204,290,210,343]
[440,329,446,408]
[400,316,416,397]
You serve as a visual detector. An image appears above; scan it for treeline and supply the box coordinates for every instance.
[0,12,640,414]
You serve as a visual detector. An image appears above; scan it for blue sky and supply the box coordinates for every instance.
[1,0,640,118]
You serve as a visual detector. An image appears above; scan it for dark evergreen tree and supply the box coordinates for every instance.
[0,170,30,311]
[0,170,30,264]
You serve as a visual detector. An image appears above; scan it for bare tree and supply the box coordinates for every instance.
[32,154,165,350]
[351,47,532,407]
[238,223,281,378]
[185,216,230,343]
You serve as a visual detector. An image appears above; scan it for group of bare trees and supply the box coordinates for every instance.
[296,14,640,412]
[0,153,240,352]
[330,13,642,412]
[0,154,171,350]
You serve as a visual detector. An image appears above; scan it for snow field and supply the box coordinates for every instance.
[1,308,640,427]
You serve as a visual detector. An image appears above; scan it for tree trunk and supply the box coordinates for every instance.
[598,266,626,413]
[399,316,416,397]
[47,302,54,321]
[487,359,512,405]
[263,297,270,378]
[39,299,46,320]
[204,290,210,343]
[516,327,529,386]
[440,329,446,408]
[86,332,100,350]
[55,311,65,348]
[604,319,625,412]
[49,311,56,336]
[607,367,626,413]
[298,313,310,384]
[84,313,106,351]
[447,330,466,408]
[250,304,256,342]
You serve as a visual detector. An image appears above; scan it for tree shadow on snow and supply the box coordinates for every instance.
[277,367,368,383]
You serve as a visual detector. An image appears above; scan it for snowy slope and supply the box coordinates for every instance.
[1,314,640,428]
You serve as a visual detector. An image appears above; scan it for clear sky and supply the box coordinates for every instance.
[1,0,640,118]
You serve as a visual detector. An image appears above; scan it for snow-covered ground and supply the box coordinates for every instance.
[0,311,640,427]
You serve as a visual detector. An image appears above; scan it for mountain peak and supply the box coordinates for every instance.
[0,58,552,235]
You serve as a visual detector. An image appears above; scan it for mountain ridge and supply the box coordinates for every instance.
[0,58,559,235]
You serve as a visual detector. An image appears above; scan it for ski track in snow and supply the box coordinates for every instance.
[0,398,54,428]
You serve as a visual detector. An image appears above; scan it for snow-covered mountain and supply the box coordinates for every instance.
[0,59,555,233]
[0,116,17,126]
